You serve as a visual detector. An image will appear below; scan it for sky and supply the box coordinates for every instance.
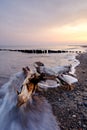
[0,0,87,47]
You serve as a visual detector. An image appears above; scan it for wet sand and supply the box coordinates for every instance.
[41,52,87,130]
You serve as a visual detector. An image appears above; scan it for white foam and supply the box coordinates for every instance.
[68,54,80,75]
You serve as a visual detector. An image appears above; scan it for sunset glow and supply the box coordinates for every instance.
[47,23,87,42]
[0,0,87,46]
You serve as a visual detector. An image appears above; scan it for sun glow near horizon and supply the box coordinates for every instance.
[18,22,87,44]
[1,22,87,45]
[45,22,87,43]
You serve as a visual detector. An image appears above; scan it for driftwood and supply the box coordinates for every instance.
[17,62,78,107]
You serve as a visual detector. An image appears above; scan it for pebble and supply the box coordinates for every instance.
[78,121,81,125]
[83,124,87,128]
[82,71,85,73]
[78,102,83,106]
[58,98,61,101]
[72,115,76,118]
[76,92,80,95]
[67,108,70,111]
[83,102,87,107]
[83,97,87,100]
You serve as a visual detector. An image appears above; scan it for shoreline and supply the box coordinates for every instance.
[69,53,80,75]
[42,52,87,130]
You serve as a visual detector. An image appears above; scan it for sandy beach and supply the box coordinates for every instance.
[40,52,87,130]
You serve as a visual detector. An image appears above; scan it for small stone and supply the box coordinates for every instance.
[58,98,61,101]
[82,71,85,73]
[76,92,80,95]
[83,102,87,107]
[78,121,81,125]
[78,102,83,106]
[83,97,87,100]
[83,124,87,128]
[67,108,70,111]
[72,114,76,118]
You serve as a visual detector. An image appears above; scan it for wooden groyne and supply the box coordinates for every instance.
[0,49,82,54]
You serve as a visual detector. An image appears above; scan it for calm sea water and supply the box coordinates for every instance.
[0,45,85,86]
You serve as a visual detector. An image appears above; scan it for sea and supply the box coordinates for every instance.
[0,44,86,86]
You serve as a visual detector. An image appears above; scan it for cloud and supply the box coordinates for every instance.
[0,0,87,45]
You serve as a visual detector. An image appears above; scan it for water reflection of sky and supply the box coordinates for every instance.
[0,51,78,85]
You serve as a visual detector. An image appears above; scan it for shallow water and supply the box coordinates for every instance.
[0,51,79,86]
